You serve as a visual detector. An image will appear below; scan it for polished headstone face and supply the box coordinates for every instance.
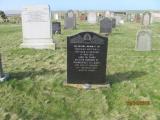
[52,22,61,34]
[67,32,108,84]
[136,30,152,51]
[100,18,112,34]
[64,10,76,29]
[21,5,55,49]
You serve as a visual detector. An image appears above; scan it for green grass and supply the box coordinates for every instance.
[0,21,160,120]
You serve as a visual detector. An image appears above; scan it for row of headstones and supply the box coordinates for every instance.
[21,5,117,50]
[52,17,116,34]
[21,5,151,52]
[53,10,115,21]
[127,12,152,25]
[63,10,123,30]
[0,5,153,84]
[136,12,152,51]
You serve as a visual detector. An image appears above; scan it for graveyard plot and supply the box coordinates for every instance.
[0,21,160,120]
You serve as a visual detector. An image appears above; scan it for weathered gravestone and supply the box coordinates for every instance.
[142,12,151,27]
[87,12,97,24]
[21,5,55,49]
[115,16,121,26]
[52,22,61,34]
[105,11,111,18]
[111,18,116,28]
[0,54,9,82]
[135,13,141,23]
[67,32,108,84]
[100,17,112,34]
[54,13,59,21]
[64,10,76,29]
[136,30,152,51]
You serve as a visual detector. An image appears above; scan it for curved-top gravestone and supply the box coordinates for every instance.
[100,17,112,34]
[21,5,55,50]
[67,32,108,84]
[136,30,152,51]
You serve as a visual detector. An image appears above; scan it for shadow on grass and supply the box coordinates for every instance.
[108,71,147,85]
[9,68,65,80]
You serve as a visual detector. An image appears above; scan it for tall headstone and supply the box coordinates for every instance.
[100,18,112,34]
[21,5,55,49]
[136,30,152,51]
[67,32,108,84]
[64,10,76,29]
[87,12,97,24]
[142,12,151,27]
[0,54,9,82]
[52,22,61,34]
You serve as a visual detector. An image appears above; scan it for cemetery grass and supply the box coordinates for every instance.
[0,22,160,120]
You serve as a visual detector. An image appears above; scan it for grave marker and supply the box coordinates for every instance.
[52,22,61,34]
[87,12,97,24]
[21,5,55,49]
[67,32,108,84]
[64,10,76,29]
[100,18,112,34]
[136,30,152,51]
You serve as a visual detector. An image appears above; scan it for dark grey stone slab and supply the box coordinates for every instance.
[100,17,112,34]
[52,22,61,34]
[67,32,108,84]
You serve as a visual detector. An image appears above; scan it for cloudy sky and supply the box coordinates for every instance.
[1,0,160,10]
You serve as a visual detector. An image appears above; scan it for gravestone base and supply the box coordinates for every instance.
[0,73,9,82]
[63,80,110,90]
[20,39,55,50]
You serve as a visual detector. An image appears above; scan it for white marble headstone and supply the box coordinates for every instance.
[54,13,59,20]
[21,5,55,50]
[105,11,111,17]
[136,30,152,51]
[87,12,97,24]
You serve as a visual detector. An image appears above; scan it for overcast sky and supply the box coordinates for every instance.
[1,0,160,10]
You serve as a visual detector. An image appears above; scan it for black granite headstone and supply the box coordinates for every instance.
[52,22,61,34]
[67,32,108,84]
[100,18,112,34]
[112,18,116,28]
